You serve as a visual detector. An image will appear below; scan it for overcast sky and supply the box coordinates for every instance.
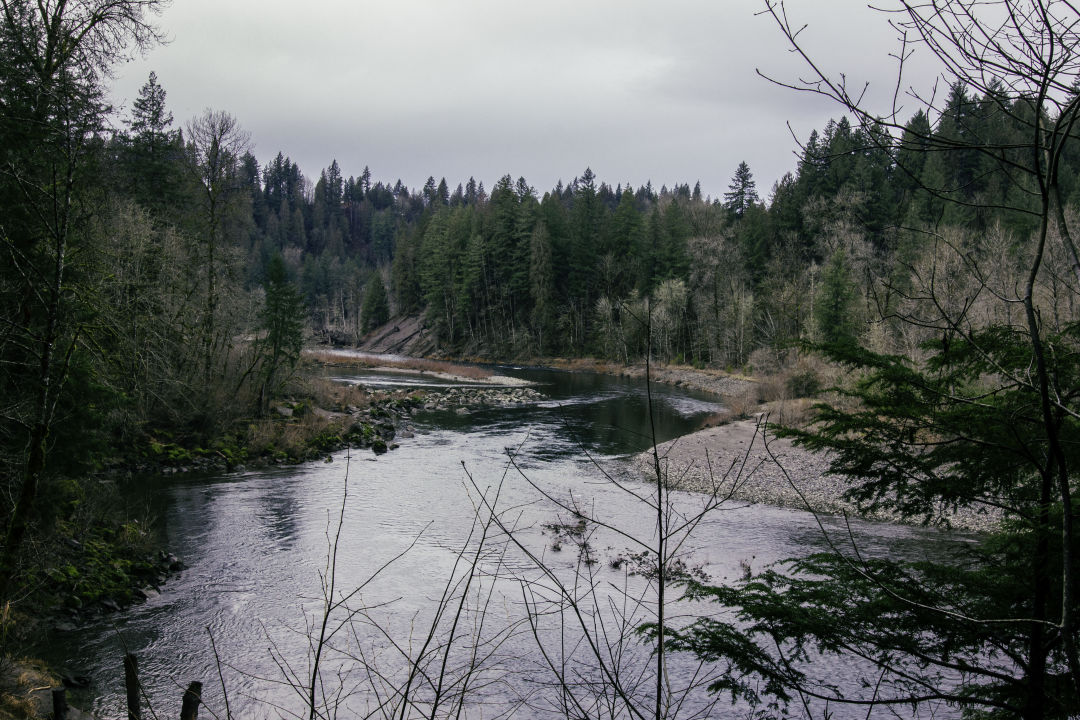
[107,1,940,201]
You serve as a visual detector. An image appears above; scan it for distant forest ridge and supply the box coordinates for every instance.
[162,84,1063,366]
[107,72,1080,371]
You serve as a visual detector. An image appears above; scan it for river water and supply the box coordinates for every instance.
[37,365,963,719]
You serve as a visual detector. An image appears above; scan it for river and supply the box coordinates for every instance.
[36,365,962,719]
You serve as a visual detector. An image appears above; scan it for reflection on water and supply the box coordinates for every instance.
[34,366,962,719]
[420,366,726,457]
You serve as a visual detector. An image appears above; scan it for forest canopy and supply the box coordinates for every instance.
[4,1,1080,716]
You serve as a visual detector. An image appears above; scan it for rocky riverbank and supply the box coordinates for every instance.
[631,418,1002,534]
[129,378,545,477]
[416,386,544,412]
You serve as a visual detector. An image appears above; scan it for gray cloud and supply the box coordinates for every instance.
[110,0,944,198]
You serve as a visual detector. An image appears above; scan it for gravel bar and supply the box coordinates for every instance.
[630,418,1002,534]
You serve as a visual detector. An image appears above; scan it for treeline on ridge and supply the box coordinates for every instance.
[158,79,1077,369]
[9,63,1077,479]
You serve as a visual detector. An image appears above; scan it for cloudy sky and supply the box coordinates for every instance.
[107,1,940,200]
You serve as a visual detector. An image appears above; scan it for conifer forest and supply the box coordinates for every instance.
[3,1,1080,718]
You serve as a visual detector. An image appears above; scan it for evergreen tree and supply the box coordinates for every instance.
[258,253,305,409]
[814,248,859,345]
[529,222,556,353]
[607,188,644,297]
[671,3,1080,716]
[422,176,438,206]
[124,71,181,213]
[723,161,759,218]
[361,273,390,333]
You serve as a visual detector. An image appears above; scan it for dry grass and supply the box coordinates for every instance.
[719,382,762,421]
[305,350,493,380]
[702,353,837,429]
[0,657,55,720]
[760,397,817,428]
[291,375,373,412]
[245,412,346,459]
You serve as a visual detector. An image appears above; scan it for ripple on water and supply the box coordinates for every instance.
[37,368,966,720]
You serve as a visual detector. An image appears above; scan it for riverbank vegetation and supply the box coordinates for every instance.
[665,2,1080,717]
[2,0,1080,716]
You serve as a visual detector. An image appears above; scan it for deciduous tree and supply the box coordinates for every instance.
[0,0,163,599]
[185,109,251,380]
[673,2,1080,716]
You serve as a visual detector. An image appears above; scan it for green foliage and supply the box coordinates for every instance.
[675,322,1080,715]
[258,253,306,400]
[361,273,390,333]
[31,519,163,613]
[783,368,821,398]
[723,160,759,218]
[675,521,1079,717]
[814,248,859,346]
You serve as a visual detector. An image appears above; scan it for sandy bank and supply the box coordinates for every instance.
[631,419,1001,534]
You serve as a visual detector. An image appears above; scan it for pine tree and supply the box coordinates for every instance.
[124,71,182,213]
[723,161,759,218]
[814,248,859,345]
[529,222,555,353]
[361,273,390,333]
[258,254,305,408]
[671,3,1080,715]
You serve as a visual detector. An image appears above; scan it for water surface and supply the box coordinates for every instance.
[37,366,960,719]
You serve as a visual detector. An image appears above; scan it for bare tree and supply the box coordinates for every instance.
[0,0,163,600]
[662,3,1080,717]
[185,109,251,382]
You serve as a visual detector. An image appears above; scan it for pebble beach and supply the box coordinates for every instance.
[631,417,1002,534]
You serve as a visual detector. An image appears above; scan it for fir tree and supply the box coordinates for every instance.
[361,273,390,333]
[258,253,305,408]
[814,248,859,345]
[723,161,759,218]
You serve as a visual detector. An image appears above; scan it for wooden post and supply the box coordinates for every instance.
[180,681,202,720]
[51,687,68,720]
[124,653,140,720]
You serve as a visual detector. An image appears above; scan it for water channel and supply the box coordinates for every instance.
[37,365,964,719]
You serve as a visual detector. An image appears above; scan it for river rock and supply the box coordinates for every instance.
[62,674,91,689]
